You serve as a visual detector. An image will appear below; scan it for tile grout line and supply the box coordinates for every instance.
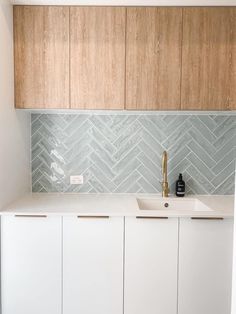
[23,109,236,115]
[30,114,33,193]
[212,170,236,192]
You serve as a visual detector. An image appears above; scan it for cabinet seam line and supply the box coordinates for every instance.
[123,217,126,314]
[124,8,127,110]
[177,218,180,314]
[69,7,71,109]
[61,217,63,314]
[180,8,184,109]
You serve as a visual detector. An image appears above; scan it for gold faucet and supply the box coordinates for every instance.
[161,151,169,197]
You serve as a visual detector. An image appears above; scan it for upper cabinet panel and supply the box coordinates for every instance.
[14,6,70,109]
[13,6,236,111]
[229,10,236,110]
[126,8,182,110]
[181,8,236,110]
[70,7,126,109]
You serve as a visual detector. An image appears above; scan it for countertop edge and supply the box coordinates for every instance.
[0,193,234,218]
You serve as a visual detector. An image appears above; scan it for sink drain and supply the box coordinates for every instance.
[164,203,169,208]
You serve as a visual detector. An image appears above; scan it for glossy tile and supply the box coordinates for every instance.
[31,114,236,194]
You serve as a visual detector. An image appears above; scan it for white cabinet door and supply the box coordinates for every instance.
[1,215,62,314]
[63,216,124,314]
[178,218,233,314]
[125,217,178,314]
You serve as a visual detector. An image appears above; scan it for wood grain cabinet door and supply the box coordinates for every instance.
[14,6,70,109]
[126,7,182,110]
[181,8,236,110]
[70,7,126,109]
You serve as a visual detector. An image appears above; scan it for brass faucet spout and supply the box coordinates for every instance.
[161,151,169,198]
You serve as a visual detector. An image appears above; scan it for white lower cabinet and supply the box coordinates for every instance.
[178,218,234,314]
[63,216,124,314]
[124,217,179,314]
[1,215,62,314]
[1,214,233,314]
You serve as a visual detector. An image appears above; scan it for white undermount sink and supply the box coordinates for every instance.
[137,197,213,212]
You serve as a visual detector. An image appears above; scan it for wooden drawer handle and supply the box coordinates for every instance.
[136,216,168,219]
[191,217,224,220]
[14,215,47,218]
[77,215,109,219]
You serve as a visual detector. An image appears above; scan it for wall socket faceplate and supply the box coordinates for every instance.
[70,175,84,185]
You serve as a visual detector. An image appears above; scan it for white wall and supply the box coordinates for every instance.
[10,0,236,6]
[0,0,31,210]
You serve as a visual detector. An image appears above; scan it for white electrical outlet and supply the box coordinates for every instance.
[70,175,84,185]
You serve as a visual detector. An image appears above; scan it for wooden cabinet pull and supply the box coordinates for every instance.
[14,215,47,218]
[191,217,224,220]
[77,215,110,219]
[136,216,169,219]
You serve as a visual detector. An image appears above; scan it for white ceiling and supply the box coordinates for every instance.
[10,0,236,6]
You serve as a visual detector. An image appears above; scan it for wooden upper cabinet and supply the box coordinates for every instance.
[181,8,236,110]
[70,7,126,109]
[14,6,70,109]
[13,6,236,111]
[126,8,182,110]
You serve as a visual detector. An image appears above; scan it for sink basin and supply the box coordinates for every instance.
[137,198,213,212]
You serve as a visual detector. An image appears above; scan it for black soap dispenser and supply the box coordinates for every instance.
[176,173,185,197]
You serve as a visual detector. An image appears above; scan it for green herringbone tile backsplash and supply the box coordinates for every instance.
[31,113,236,194]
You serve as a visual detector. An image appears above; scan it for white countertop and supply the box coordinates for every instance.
[0,193,234,218]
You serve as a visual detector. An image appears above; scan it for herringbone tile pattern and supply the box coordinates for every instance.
[31,114,236,194]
